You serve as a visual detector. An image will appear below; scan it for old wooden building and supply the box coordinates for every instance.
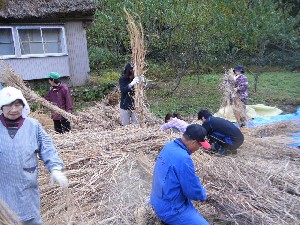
[0,0,96,86]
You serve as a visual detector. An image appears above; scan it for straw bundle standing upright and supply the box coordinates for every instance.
[124,9,147,127]
[220,69,249,126]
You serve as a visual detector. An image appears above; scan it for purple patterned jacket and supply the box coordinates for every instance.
[45,83,73,120]
[235,74,249,103]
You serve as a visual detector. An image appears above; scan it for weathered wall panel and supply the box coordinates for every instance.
[65,21,90,86]
[5,56,70,80]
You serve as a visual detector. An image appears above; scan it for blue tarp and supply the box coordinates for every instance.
[248,107,300,127]
[247,107,300,147]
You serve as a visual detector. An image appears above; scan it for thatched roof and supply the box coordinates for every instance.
[0,0,97,21]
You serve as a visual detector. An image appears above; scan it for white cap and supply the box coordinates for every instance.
[0,86,30,117]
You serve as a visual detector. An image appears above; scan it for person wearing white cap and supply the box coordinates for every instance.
[0,86,68,225]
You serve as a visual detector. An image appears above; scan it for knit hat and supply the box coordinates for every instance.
[233,65,244,73]
[0,86,30,117]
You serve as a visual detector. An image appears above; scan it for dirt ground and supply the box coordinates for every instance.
[29,107,300,225]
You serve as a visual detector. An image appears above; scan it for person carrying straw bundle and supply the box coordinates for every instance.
[233,65,249,127]
[0,86,68,225]
[119,63,146,126]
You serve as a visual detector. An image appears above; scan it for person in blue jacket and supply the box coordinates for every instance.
[150,124,210,225]
[198,109,244,156]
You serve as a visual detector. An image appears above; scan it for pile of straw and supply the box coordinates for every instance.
[125,9,147,127]
[35,104,300,225]
[219,69,250,126]
[1,56,299,225]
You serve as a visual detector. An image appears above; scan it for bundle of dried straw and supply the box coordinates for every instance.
[124,9,147,127]
[219,68,249,126]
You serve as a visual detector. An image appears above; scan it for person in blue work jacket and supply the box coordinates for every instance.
[198,109,244,156]
[150,124,210,225]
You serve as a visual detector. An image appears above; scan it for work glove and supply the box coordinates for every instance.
[50,169,69,188]
[129,77,140,87]
[140,76,145,83]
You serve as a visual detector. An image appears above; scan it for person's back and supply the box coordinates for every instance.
[204,116,244,143]
[198,109,244,156]
[161,113,189,133]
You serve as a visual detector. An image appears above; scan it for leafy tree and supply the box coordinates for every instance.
[87,0,300,80]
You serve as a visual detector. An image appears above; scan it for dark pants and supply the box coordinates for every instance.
[53,119,71,134]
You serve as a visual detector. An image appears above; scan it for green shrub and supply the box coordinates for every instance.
[71,70,120,106]
[98,71,120,84]
[89,47,125,70]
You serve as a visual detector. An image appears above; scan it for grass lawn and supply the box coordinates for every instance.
[145,72,300,119]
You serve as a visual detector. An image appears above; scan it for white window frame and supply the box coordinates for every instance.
[0,26,17,59]
[16,26,68,58]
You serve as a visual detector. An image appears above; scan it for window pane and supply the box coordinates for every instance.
[44,42,61,53]
[42,28,60,41]
[42,28,64,53]
[18,29,43,54]
[30,42,43,54]
[0,28,15,55]
[0,43,14,55]
[20,43,30,54]
[19,30,29,42]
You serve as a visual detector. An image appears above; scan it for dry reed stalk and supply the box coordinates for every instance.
[0,199,21,225]
[124,8,147,127]
[220,68,250,126]
[0,61,79,123]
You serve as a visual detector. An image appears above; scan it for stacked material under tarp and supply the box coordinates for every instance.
[214,104,283,122]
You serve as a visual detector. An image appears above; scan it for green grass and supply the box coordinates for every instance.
[31,69,299,118]
[146,72,300,119]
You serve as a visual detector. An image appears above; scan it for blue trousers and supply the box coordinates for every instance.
[161,202,209,225]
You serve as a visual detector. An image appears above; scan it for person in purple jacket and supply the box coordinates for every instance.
[45,72,73,133]
[233,66,249,127]
[233,65,249,105]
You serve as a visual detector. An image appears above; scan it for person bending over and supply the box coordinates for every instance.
[151,124,210,225]
[198,109,244,156]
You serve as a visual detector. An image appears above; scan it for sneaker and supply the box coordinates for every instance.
[215,147,227,157]
[231,149,237,154]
